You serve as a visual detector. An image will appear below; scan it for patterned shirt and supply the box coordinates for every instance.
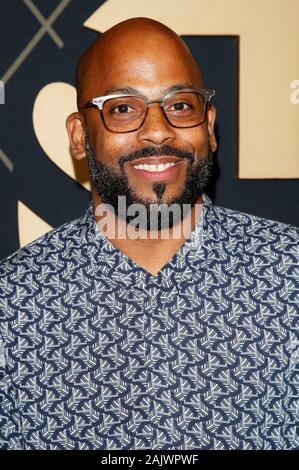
[0,195,298,450]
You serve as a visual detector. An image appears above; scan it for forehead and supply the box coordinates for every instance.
[83,32,202,99]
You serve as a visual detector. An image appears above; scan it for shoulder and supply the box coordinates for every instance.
[208,201,298,246]
[0,206,97,343]
[0,206,92,281]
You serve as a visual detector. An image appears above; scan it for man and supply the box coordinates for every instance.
[0,18,298,450]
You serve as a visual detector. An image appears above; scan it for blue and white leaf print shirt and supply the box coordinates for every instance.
[0,195,298,450]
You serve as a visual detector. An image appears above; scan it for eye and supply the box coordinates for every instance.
[171,102,191,111]
[111,103,134,114]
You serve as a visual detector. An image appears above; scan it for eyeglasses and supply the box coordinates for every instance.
[81,88,215,133]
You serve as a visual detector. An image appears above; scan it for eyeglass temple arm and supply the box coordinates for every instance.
[203,89,216,101]
[80,100,96,110]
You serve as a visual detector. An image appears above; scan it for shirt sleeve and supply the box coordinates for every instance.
[0,334,24,449]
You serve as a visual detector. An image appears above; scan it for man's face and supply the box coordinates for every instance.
[80,30,217,228]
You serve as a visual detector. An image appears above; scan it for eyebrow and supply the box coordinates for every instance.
[104,86,141,95]
[103,83,198,97]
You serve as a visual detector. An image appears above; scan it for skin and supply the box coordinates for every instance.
[66,18,217,275]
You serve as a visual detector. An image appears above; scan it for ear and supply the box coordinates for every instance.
[206,105,217,152]
[66,112,86,160]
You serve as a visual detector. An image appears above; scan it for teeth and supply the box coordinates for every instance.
[133,162,177,172]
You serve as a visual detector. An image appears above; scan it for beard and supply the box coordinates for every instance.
[85,130,213,230]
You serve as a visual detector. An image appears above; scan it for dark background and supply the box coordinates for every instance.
[0,0,298,260]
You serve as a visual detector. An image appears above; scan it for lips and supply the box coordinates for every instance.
[129,156,184,181]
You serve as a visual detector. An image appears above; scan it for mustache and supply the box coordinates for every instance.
[118,145,195,169]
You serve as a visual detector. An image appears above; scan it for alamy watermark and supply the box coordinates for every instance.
[290,80,299,104]
[0,81,5,104]
[94,196,203,249]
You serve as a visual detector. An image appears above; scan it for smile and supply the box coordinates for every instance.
[133,162,177,172]
[130,158,184,182]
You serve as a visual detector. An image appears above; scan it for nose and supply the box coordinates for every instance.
[137,102,176,145]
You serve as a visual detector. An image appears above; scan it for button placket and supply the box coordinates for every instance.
[121,274,153,446]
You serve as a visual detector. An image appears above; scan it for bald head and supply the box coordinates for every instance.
[75,17,203,109]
